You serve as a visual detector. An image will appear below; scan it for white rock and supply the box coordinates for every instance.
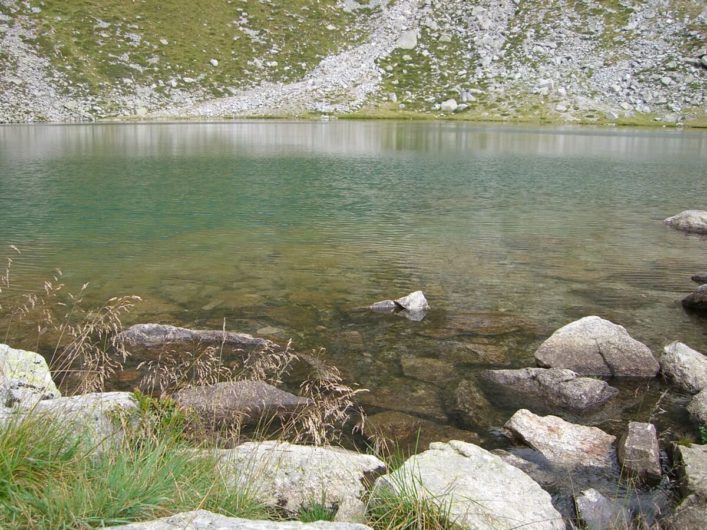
[209,58,219,67]
[440,99,458,112]
[664,210,707,235]
[505,409,617,470]
[396,30,417,50]
[0,343,60,406]
[214,441,386,517]
[372,440,565,529]
[661,342,707,394]
[159,38,168,46]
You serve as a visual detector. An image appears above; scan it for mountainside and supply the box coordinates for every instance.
[1,0,705,125]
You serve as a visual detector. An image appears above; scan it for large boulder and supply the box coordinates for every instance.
[214,441,385,518]
[174,380,310,428]
[534,316,658,377]
[117,323,272,349]
[687,389,707,427]
[617,422,661,480]
[104,510,373,529]
[0,343,60,406]
[664,210,707,234]
[660,342,707,394]
[372,440,565,530]
[481,368,618,412]
[682,284,707,313]
[505,409,616,470]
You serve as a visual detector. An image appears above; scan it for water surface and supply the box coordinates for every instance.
[1,121,706,446]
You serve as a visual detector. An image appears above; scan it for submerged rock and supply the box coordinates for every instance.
[660,341,707,394]
[400,355,456,384]
[617,422,661,480]
[664,210,707,234]
[214,441,385,518]
[117,323,272,349]
[174,380,310,427]
[534,316,658,377]
[372,440,565,530]
[574,489,631,530]
[505,409,617,470]
[481,367,618,412]
[682,284,707,313]
[453,378,497,427]
[104,510,373,529]
[0,343,60,406]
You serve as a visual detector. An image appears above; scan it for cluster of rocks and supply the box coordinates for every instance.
[664,210,707,313]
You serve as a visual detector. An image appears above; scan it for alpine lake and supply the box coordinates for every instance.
[1,122,706,502]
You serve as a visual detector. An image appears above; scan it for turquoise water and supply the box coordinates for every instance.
[1,121,706,442]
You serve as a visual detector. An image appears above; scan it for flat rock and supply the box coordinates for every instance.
[534,316,658,377]
[687,389,707,427]
[505,409,617,470]
[366,410,480,453]
[617,422,661,480]
[359,376,447,423]
[400,355,456,384]
[104,510,373,529]
[660,341,707,394]
[574,489,631,530]
[675,443,707,500]
[214,441,385,517]
[682,284,707,313]
[174,380,310,427]
[0,343,60,405]
[664,210,707,234]
[481,368,618,412]
[117,323,272,349]
[372,440,565,530]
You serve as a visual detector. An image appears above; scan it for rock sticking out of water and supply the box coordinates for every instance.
[370,290,429,321]
[372,440,566,530]
[481,367,618,413]
[117,323,273,349]
[505,409,617,471]
[534,316,659,378]
[682,284,707,313]
[618,422,661,481]
[660,341,707,394]
[663,210,707,235]
[174,380,311,428]
[691,273,707,284]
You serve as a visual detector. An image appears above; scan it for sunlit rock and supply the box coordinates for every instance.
[664,210,707,234]
[0,343,60,406]
[660,341,707,394]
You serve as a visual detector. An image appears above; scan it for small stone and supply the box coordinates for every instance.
[440,99,458,112]
[575,489,631,530]
[618,422,661,480]
[209,58,219,67]
[159,38,168,45]
[396,30,417,50]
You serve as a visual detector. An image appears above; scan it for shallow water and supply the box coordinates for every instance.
[1,121,706,451]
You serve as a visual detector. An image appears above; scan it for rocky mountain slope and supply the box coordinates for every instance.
[1,0,705,125]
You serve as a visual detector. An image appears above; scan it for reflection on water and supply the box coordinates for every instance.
[1,121,706,448]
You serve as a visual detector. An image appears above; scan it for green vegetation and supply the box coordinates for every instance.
[0,408,268,530]
[297,501,336,523]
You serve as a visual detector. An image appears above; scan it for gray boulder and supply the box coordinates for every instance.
[505,409,617,470]
[534,316,659,377]
[481,368,618,412]
[574,489,631,530]
[104,510,373,529]
[174,380,310,428]
[691,273,707,284]
[117,323,272,349]
[660,341,707,394]
[617,422,661,480]
[0,343,60,406]
[675,443,707,500]
[682,284,707,313]
[213,441,385,518]
[372,440,565,529]
[687,389,707,427]
[664,210,707,234]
